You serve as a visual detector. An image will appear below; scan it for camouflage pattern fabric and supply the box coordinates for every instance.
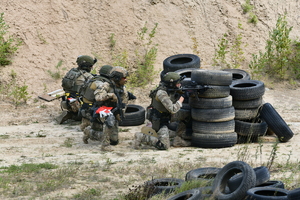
[95,81,128,150]
[75,71,94,92]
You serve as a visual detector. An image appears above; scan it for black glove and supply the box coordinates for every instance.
[128,91,137,100]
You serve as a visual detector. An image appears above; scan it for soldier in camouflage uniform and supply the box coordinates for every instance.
[57,55,97,124]
[134,72,191,150]
[94,66,129,151]
[80,65,113,144]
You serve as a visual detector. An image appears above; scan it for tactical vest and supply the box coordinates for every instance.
[150,83,178,113]
[81,76,104,104]
[62,68,84,93]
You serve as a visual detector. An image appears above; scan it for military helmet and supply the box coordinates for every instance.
[99,65,113,77]
[76,55,97,72]
[162,72,183,88]
[110,66,129,81]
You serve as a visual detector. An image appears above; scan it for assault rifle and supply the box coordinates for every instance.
[167,81,212,99]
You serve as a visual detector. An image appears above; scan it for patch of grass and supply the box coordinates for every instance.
[73,187,103,199]
[241,0,253,14]
[62,137,74,148]
[0,135,9,139]
[0,163,58,173]
[47,60,65,80]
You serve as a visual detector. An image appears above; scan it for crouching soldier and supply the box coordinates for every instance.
[58,55,97,124]
[134,72,191,150]
[80,65,113,144]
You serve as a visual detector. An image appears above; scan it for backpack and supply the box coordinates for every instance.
[62,68,83,93]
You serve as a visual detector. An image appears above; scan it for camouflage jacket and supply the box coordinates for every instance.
[151,83,182,114]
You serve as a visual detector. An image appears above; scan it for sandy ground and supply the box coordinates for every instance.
[1,86,300,199]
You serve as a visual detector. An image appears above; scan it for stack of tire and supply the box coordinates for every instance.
[190,69,237,148]
[162,54,201,137]
[227,70,268,143]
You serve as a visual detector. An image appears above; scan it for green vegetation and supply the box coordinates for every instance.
[47,59,65,80]
[241,0,253,14]
[107,22,159,88]
[0,12,22,66]
[0,70,31,108]
[249,14,300,81]
[213,23,246,69]
[241,0,258,25]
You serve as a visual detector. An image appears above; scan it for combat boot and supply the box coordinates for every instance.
[157,126,170,150]
[172,136,191,147]
[83,126,91,144]
[56,111,73,124]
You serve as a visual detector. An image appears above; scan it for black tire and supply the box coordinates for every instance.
[212,161,256,200]
[191,69,232,86]
[144,178,185,196]
[235,119,268,137]
[174,68,200,87]
[166,189,202,200]
[197,85,231,98]
[232,97,263,109]
[192,132,237,148]
[234,107,260,121]
[119,104,145,126]
[287,187,300,200]
[189,95,232,109]
[222,68,251,81]
[192,120,235,134]
[256,180,285,189]
[230,80,265,100]
[246,187,289,200]
[259,103,294,142]
[185,167,221,182]
[228,166,270,192]
[191,107,235,122]
[163,54,201,72]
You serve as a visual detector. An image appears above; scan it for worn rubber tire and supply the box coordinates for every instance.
[191,106,235,122]
[287,187,300,200]
[192,120,235,134]
[234,107,260,121]
[230,80,265,100]
[166,189,202,200]
[232,97,263,109]
[191,69,232,86]
[197,85,231,98]
[235,119,268,137]
[256,180,285,189]
[185,167,221,183]
[228,166,270,192]
[189,95,232,109]
[119,104,145,126]
[163,54,201,72]
[222,68,251,81]
[259,103,294,142]
[192,132,237,148]
[144,178,185,196]
[246,187,289,200]
[212,161,256,200]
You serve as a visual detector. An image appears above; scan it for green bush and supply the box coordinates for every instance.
[249,14,300,80]
[0,13,22,66]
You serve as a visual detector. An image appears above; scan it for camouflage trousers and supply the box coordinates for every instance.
[134,125,170,150]
[102,120,119,147]
[82,122,104,144]
[134,125,191,150]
